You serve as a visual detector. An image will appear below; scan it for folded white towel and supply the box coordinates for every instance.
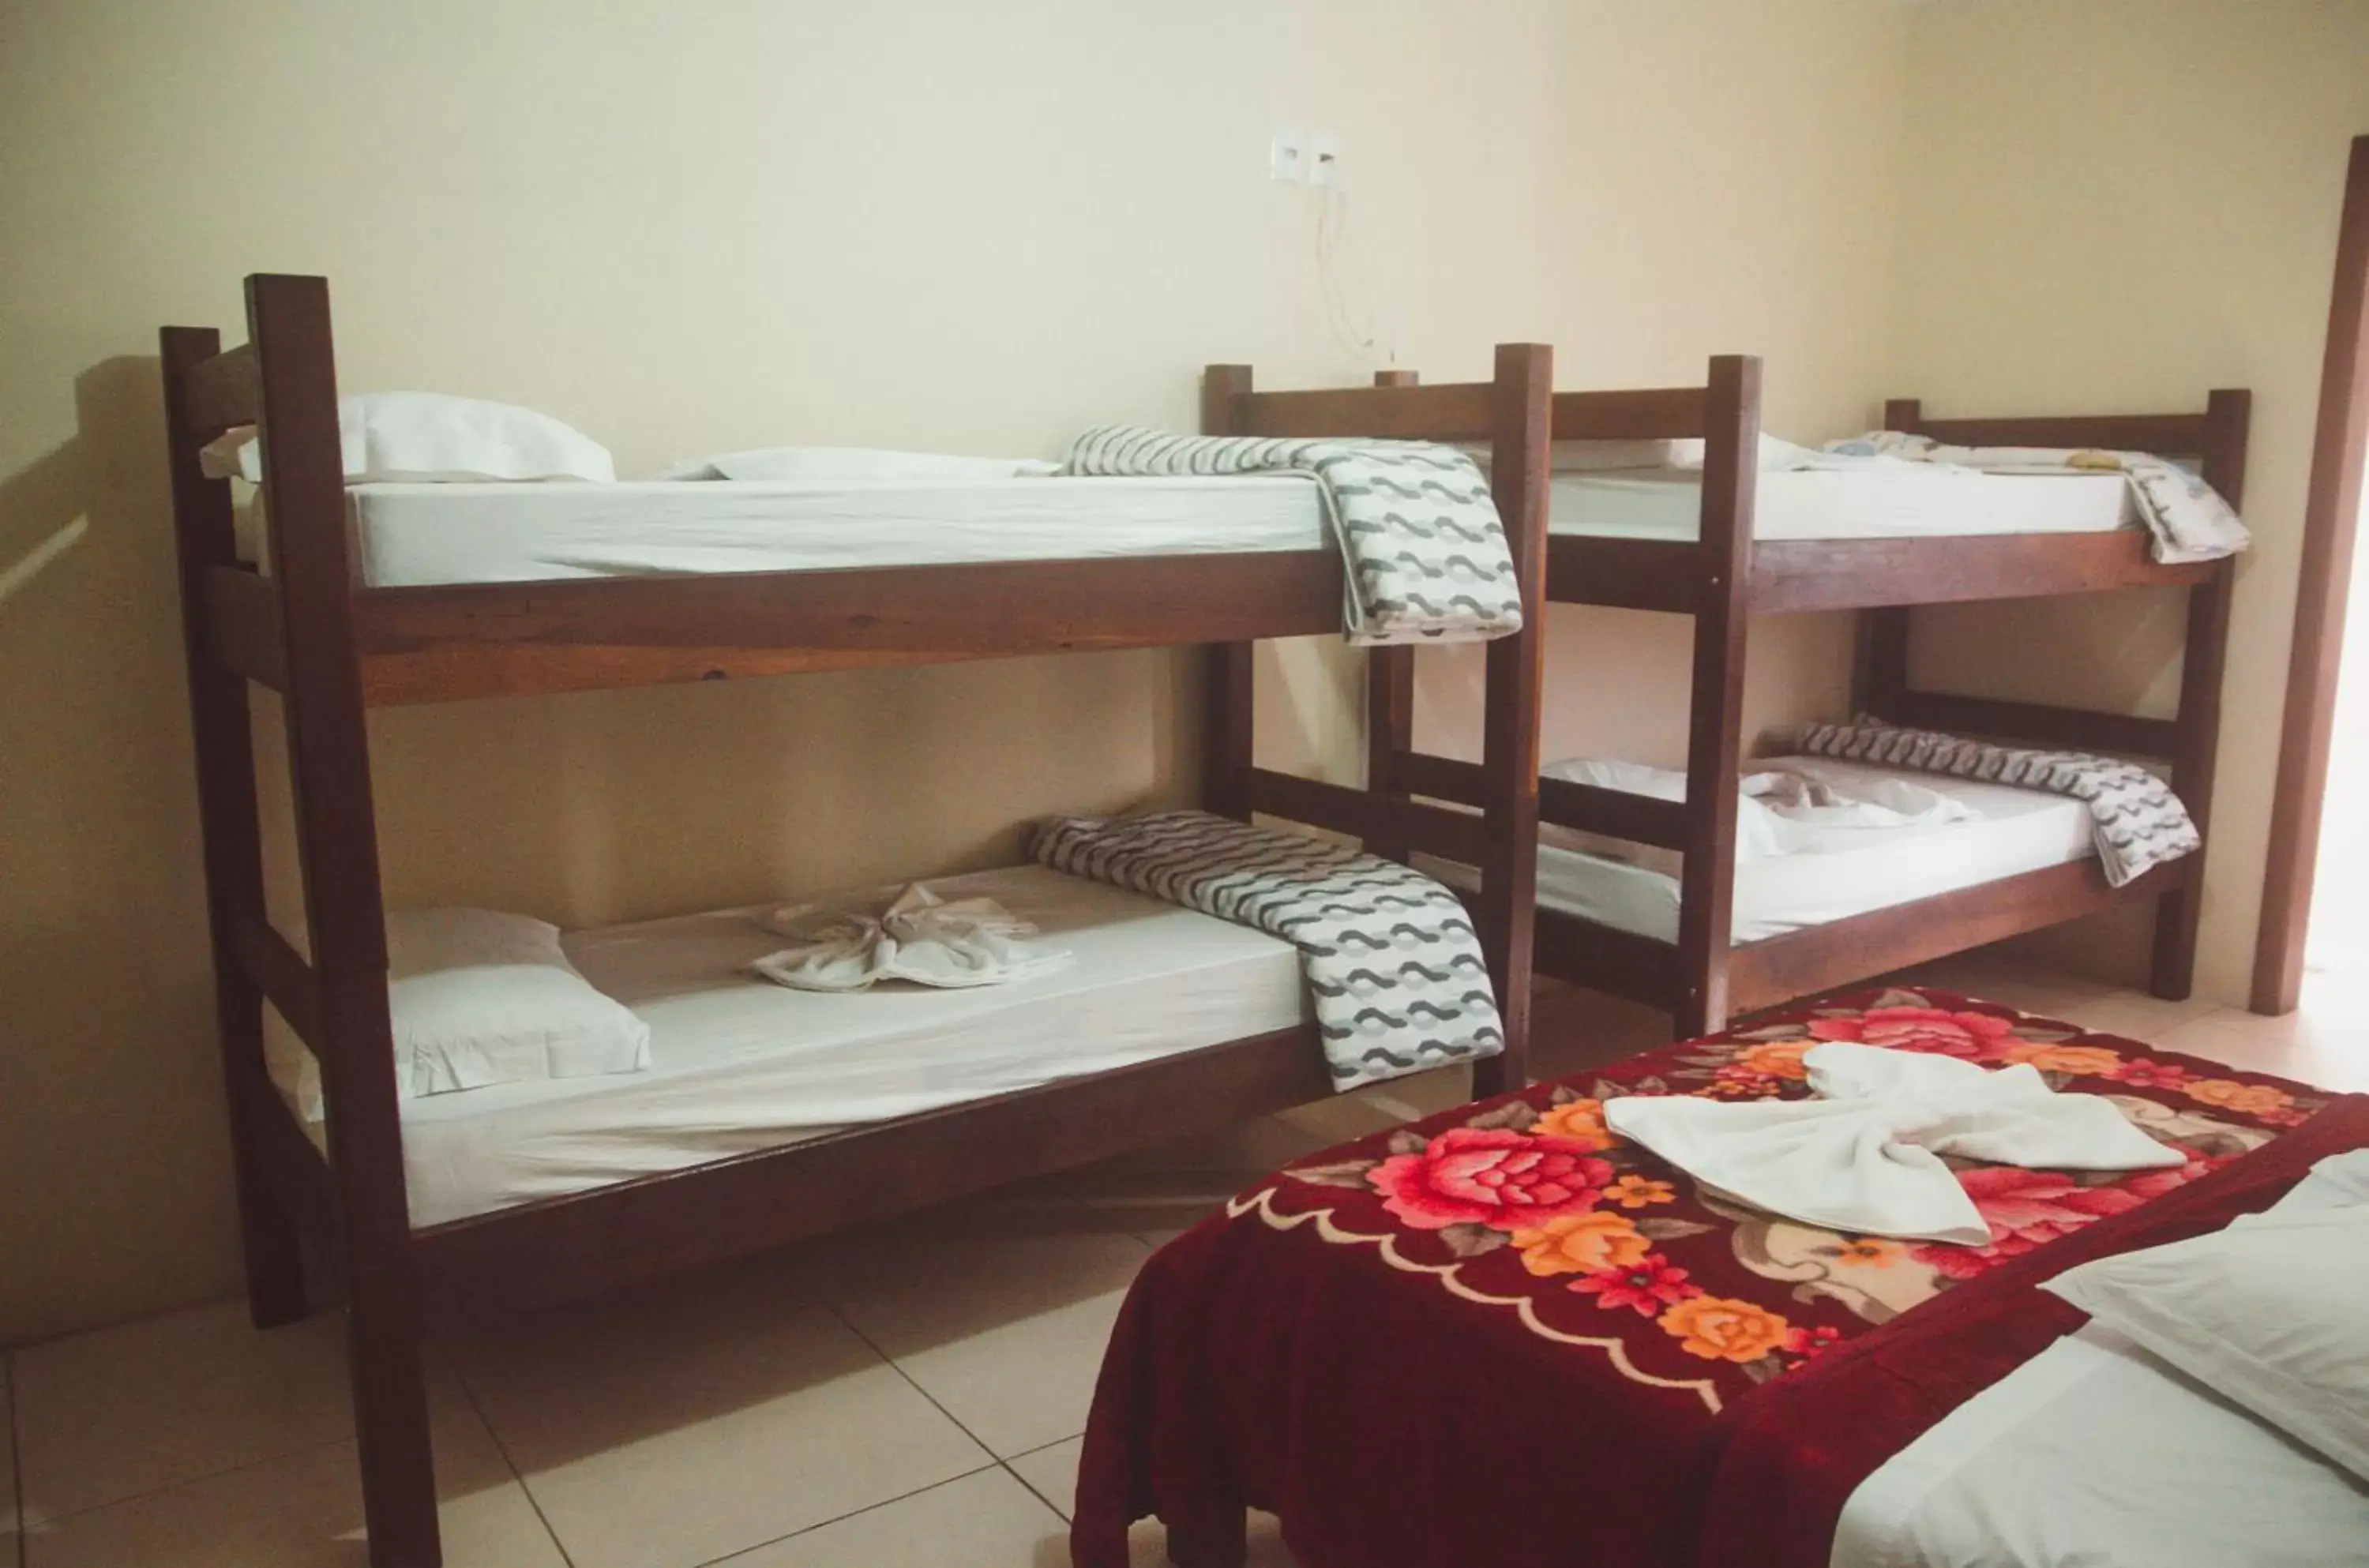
[1602,1042,2183,1244]
[1742,767,1978,831]
[750,882,1072,992]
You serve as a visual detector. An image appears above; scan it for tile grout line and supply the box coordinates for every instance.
[6,1427,357,1532]
[438,1350,578,1568]
[690,1461,1004,1568]
[810,1296,1004,1468]
[998,1429,1088,1519]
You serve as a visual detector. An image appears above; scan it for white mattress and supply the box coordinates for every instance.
[1547,466,2137,543]
[323,463,2137,589]
[271,866,1308,1226]
[344,475,1330,587]
[1421,758,2097,945]
[1833,1163,2369,1568]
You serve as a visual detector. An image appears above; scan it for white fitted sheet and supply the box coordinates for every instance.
[1549,466,2137,542]
[322,463,2138,589]
[270,866,1309,1226]
[1832,1167,2369,1568]
[1421,758,2097,945]
[344,475,1330,587]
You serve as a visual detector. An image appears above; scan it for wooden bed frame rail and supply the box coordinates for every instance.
[162,275,1552,1568]
[1374,354,2251,1040]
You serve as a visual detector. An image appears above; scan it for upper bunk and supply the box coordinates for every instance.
[1543,355,2251,614]
[166,275,1552,707]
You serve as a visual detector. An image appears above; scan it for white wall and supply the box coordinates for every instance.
[0,0,1910,1343]
[1886,0,2369,996]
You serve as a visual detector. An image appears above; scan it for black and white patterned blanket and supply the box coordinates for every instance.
[1796,718,2199,887]
[1062,426,1522,646]
[1031,810,1504,1090]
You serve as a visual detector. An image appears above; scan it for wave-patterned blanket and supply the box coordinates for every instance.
[1031,810,1504,1090]
[1796,718,2200,887]
[1062,426,1521,646]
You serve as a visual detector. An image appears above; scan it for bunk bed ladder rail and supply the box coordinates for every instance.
[1864,389,2251,1003]
[1200,347,1553,1095]
[1673,356,1763,1038]
[163,276,442,1568]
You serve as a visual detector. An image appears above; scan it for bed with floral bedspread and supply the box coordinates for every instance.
[1070,988,2367,1568]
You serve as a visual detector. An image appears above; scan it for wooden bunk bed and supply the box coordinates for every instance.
[163,275,1552,1568]
[1358,353,2249,1039]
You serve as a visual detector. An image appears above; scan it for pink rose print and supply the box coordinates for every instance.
[1368,1127,1613,1231]
[1808,1007,2019,1061]
[2109,1057,2196,1091]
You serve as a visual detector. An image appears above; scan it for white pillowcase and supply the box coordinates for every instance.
[655,447,1061,482]
[199,392,615,485]
[2044,1180,2369,1485]
[387,908,651,1097]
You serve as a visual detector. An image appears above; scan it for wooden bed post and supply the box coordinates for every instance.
[1201,364,1256,820]
[1850,400,1926,721]
[1474,343,1552,1095]
[1364,368,1421,864]
[161,325,313,1330]
[2150,388,2250,1000]
[1674,355,1762,1038]
[246,276,441,1568]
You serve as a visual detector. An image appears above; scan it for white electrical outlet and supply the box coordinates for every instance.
[1270,125,1308,182]
[1310,130,1342,189]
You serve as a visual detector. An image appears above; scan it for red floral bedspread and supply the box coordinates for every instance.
[1071,987,2364,1568]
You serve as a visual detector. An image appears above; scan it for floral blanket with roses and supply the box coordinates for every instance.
[1071,988,2367,1568]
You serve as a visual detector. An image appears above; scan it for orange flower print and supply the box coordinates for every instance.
[2183,1079,2294,1117]
[1830,1239,1902,1269]
[1532,1099,1615,1150]
[1603,1175,1676,1210]
[1736,1040,1811,1080]
[2001,1042,2125,1076]
[1511,1210,1651,1278]
[1658,1296,1798,1363]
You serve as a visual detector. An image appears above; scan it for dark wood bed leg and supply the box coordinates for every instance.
[1853,606,1910,720]
[2150,388,2250,1000]
[162,324,311,1330]
[1201,363,1258,823]
[1165,1502,1249,1568]
[1365,647,1416,861]
[1363,369,1421,865]
[247,275,442,1567]
[1673,355,1762,1040]
[1474,343,1552,1097]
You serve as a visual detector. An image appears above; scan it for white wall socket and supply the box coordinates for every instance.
[1270,125,1308,182]
[1310,130,1342,189]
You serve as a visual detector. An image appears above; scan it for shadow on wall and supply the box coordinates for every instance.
[0,357,244,1345]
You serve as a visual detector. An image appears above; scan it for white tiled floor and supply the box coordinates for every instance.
[3,959,2359,1568]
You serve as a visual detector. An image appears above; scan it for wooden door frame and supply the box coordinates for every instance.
[2253,134,2369,1014]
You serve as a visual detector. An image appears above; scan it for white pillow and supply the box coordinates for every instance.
[655,447,1061,482]
[2044,1199,2369,1484]
[199,392,615,485]
[1542,757,1802,861]
[387,908,650,1097]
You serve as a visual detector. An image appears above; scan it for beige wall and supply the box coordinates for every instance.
[1887,0,2369,997]
[0,1,1909,1343]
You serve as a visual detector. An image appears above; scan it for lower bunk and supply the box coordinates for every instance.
[256,820,1521,1326]
[1072,988,2365,1568]
[1420,748,2195,1030]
